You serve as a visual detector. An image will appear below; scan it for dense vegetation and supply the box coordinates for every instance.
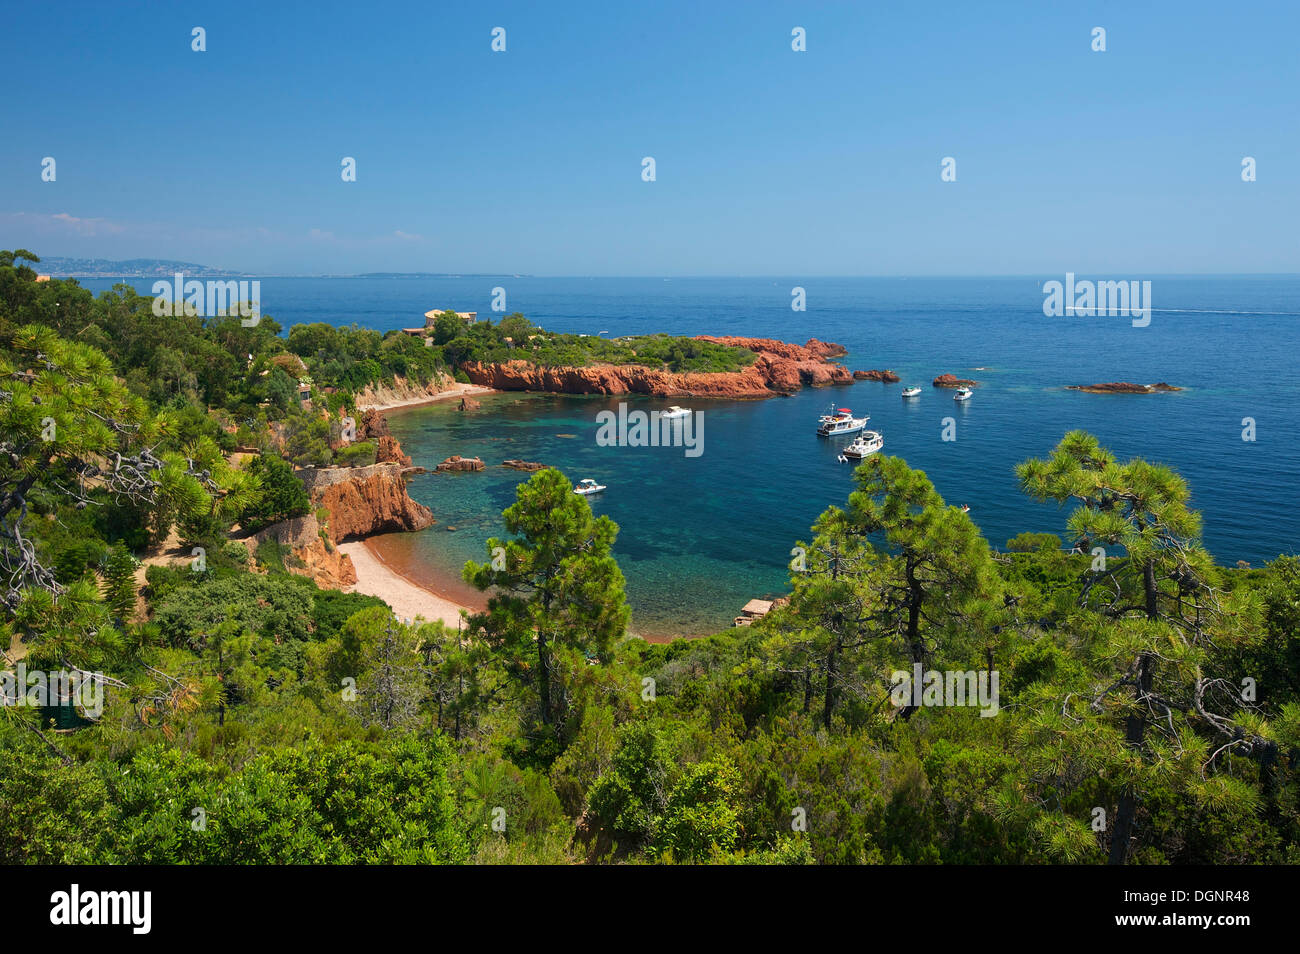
[2,252,1297,864]
[431,310,758,374]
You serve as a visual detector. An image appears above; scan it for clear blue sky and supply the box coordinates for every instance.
[2,0,1297,276]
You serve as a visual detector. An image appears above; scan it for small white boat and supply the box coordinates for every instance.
[660,406,691,419]
[953,387,973,402]
[574,478,606,496]
[901,386,922,398]
[959,504,971,513]
[843,430,884,458]
[817,405,870,436]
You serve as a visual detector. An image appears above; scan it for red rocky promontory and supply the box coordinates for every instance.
[461,336,854,398]
[933,373,978,389]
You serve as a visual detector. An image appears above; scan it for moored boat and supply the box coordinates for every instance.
[574,478,606,495]
[817,405,870,436]
[954,387,973,402]
[843,430,884,458]
[902,386,922,398]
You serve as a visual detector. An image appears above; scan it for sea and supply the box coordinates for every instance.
[82,275,1300,638]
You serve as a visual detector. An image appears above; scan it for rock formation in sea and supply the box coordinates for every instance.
[460,336,853,398]
[854,369,900,382]
[503,459,546,471]
[1065,382,1183,394]
[435,455,485,473]
[458,396,481,411]
[932,373,979,388]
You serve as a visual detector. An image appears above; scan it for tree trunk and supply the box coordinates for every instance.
[1109,650,1153,864]
[899,564,924,721]
[536,629,552,725]
[822,641,837,730]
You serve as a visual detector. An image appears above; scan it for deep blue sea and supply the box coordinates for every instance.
[84,276,1300,637]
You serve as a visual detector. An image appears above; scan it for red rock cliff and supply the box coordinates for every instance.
[304,464,435,543]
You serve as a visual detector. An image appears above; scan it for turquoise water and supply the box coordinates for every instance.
[82,276,1300,637]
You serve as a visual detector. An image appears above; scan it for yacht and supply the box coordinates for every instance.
[901,386,922,398]
[574,478,606,496]
[817,406,870,436]
[843,430,884,458]
[953,387,973,402]
[660,406,691,419]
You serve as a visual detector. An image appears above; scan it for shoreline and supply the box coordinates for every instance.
[356,381,497,413]
[338,538,484,628]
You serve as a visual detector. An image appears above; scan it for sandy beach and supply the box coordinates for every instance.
[356,380,496,413]
[339,539,481,628]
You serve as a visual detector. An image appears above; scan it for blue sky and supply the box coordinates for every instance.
[2,0,1297,275]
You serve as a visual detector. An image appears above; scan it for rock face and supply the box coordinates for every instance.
[503,459,546,472]
[435,455,485,473]
[933,373,978,389]
[352,373,455,410]
[461,336,853,398]
[357,409,413,466]
[305,463,435,543]
[247,514,358,588]
[1066,382,1183,394]
[804,339,848,359]
[854,369,900,382]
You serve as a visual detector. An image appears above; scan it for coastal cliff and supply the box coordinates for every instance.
[461,335,853,398]
[302,463,435,543]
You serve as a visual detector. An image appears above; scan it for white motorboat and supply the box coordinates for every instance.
[842,430,884,458]
[817,406,870,436]
[660,406,691,419]
[953,387,973,402]
[574,478,606,496]
[901,386,922,398]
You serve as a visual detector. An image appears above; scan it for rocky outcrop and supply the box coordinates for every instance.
[304,463,435,543]
[247,514,358,588]
[435,455,485,473]
[1066,382,1183,394]
[357,409,413,466]
[461,336,853,399]
[374,436,412,467]
[503,459,546,472]
[458,396,481,411]
[804,339,848,359]
[854,369,900,382]
[933,373,979,389]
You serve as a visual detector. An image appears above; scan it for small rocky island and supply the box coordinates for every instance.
[932,373,979,388]
[1066,382,1183,394]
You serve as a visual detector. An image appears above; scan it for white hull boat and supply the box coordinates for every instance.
[660,406,691,419]
[842,430,884,458]
[574,478,606,496]
[817,405,869,436]
[954,387,973,402]
[901,386,922,398]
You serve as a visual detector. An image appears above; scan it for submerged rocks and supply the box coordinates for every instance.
[1066,382,1183,394]
[854,369,900,382]
[435,455,485,473]
[933,373,978,389]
